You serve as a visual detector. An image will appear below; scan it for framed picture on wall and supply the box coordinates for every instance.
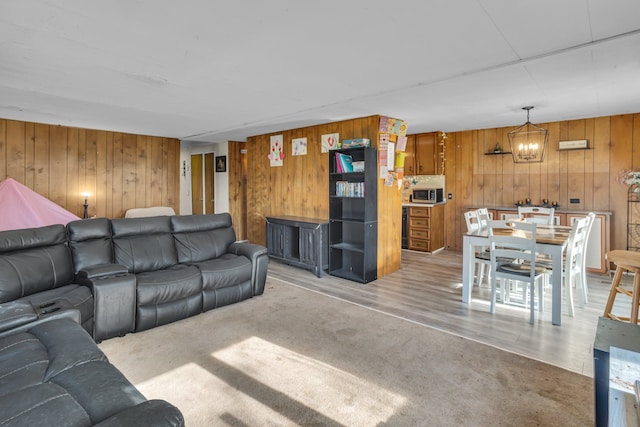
[215,156,226,172]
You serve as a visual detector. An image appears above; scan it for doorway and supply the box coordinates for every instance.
[191,153,215,214]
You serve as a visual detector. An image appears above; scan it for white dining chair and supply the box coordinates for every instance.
[464,210,490,287]
[489,220,547,324]
[578,213,596,306]
[537,213,594,316]
[476,208,491,227]
[518,206,555,225]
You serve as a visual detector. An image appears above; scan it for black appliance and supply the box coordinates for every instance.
[412,188,444,204]
[402,206,408,249]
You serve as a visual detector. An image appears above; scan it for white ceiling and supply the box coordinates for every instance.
[1,0,640,143]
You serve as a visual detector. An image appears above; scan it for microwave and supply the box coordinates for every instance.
[412,188,444,204]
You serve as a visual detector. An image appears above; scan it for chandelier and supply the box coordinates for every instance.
[507,106,548,163]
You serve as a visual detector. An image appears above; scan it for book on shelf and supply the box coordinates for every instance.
[335,180,365,197]
[335,152,354,173]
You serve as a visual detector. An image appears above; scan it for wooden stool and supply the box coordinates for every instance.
[603,250,640,323]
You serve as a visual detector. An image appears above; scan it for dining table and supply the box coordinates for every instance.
[462,222,572,325]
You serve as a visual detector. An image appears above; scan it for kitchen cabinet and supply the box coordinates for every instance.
[408,204,444,252]
[404,135,416,175]
[265,216,329,278]
[404,132,441,175]
[497,209,564,225]
[328,147,378,283]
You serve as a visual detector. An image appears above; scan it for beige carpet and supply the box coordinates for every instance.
[99,279,593,426]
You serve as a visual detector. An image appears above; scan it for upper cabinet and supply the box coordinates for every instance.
[404,135,416,175]
[405,132,441,175]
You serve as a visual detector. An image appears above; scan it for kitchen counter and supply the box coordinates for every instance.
[467,205,611,215]
[403,201,447,207]
[403,203,445,253]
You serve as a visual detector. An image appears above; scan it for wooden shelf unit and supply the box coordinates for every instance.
[328,147,378,283]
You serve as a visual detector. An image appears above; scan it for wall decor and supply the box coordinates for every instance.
[215,155,226,172]
[379,133,389,178]
[321,133,339,153]
[292,137,307,156]
[268,134,285,167]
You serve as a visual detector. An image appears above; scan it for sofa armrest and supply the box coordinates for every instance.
[76,263,129,281]
[75,265,136,341]
[228,241,269,295]
[94,400,185,427]
[0,301,38,333]
[86,273,137,342]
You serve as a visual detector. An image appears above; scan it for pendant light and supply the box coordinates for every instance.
[508,106,548,163]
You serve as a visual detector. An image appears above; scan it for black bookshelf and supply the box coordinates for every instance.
[328,146,377,283]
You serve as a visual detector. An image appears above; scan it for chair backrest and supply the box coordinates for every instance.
[476,208,491,228]
[584,212,596,248]
[489,220,539,280]
[125,206,176,218]
[518,206,555,225]
[464,210,481,233]
[567,213,596,271]
[565,216,590,270]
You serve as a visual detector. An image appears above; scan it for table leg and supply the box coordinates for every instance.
[462,235,472,303]
[551,246,563,326]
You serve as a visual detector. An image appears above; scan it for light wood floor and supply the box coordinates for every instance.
[266,249,626,377]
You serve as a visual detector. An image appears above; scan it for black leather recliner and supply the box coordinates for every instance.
[110,216,203,332]
[0,317,184,426]
[0,224,95,333]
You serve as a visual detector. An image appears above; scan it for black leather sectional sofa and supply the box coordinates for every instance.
[0,212,269,426]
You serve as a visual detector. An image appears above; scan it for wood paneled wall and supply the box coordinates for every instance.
[443,113,640,252]
[228,140,248,241]
[243,115,403,278]
[0,118,180,218]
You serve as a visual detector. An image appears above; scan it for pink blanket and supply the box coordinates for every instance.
[0,178,81,231]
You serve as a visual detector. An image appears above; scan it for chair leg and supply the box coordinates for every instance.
[537,278,544,313]
[581,264,589,305]
[490,276,497,314]
[478,263,486,287]
[603,267,624,319]
[631,270,640,324]
[564,269,575,317]
[529,281,535,324]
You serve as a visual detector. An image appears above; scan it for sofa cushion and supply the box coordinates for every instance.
[0,225,74,303]
[0,332,48,397]
[171,213,236,263]
[202,281,253,312]
[134,264,203,331]
[194,253,252,290]
[135,265,202,306]
[67,217,114,273]
[112,216,178,273]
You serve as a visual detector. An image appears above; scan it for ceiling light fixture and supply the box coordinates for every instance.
[508,106,548,163]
